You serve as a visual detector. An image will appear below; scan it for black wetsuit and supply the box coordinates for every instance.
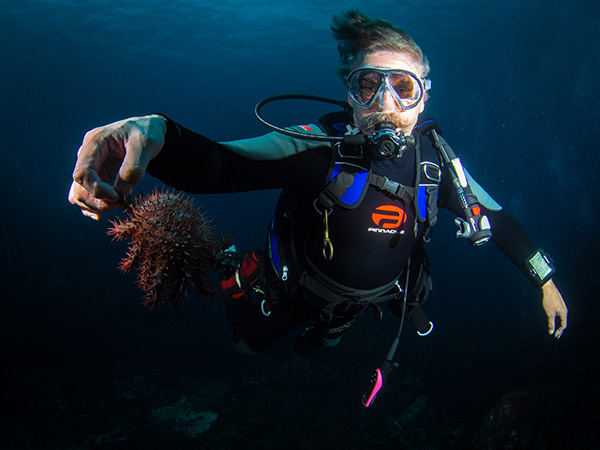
[147,116,539,357]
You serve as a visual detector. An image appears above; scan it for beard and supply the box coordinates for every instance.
[355,112,411,134]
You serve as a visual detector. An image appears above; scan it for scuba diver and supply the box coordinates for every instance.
[68,10,567,405]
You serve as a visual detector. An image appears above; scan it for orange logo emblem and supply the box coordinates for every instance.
[371,205,407,229]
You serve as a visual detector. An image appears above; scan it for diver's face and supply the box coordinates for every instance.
[350,51,426,136]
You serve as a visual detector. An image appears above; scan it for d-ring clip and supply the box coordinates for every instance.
[322,209,334,260]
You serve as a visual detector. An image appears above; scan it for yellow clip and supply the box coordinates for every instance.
[322,209,334,260]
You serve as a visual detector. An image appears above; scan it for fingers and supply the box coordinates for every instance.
[69,116,166,219]
[68,183,101,221]
[68,180,121,221]
[72,115,166,202]
[114,118,166,196]
[554,308,568,339]
[114,151,148,198]
[70,142,120,221]
[547,308,568,339]
[73,160,119,201]
[547,313,556,337]
[72,130,122,201]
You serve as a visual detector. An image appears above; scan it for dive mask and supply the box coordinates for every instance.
[346,66,431,110]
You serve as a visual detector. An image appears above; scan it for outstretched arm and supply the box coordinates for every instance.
[437,165,569,338]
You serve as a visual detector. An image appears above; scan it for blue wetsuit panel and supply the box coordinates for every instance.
[330,164,369,207]
[417,185,428,221]
[269,219,282,276]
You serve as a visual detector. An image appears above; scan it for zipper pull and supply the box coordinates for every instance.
[281,265,289,281]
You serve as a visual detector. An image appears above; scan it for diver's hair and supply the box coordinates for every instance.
[331,9,430,80]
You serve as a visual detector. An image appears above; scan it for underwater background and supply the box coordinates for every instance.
[1,0,599,448]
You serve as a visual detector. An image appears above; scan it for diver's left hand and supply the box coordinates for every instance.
[541,280,568,338]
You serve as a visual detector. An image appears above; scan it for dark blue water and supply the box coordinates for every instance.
[1,1,599,448]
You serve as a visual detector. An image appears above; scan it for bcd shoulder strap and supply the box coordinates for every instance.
[316,132,441,229]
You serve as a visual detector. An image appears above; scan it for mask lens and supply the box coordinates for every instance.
[389,73,418,100]
[348,70,384,107]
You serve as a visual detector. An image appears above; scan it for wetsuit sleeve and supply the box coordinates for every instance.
[438,165,540,285]
[146,115,331,195]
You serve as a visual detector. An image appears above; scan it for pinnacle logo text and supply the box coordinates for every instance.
[367,227,405,234]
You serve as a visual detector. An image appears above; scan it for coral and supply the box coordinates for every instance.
[108,189,234,308]
[151,396,218,438]
[388,395,428,438]
[471,389,533,449]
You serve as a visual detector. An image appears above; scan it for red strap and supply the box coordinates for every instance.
[239,252,261,284]
[220,252,261,297]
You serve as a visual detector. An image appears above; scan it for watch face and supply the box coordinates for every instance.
[529,251,553,280]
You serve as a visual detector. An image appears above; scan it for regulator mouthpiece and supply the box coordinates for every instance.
[369,122,415,160]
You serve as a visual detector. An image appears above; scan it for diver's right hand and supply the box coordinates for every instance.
[68,114,167,220]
